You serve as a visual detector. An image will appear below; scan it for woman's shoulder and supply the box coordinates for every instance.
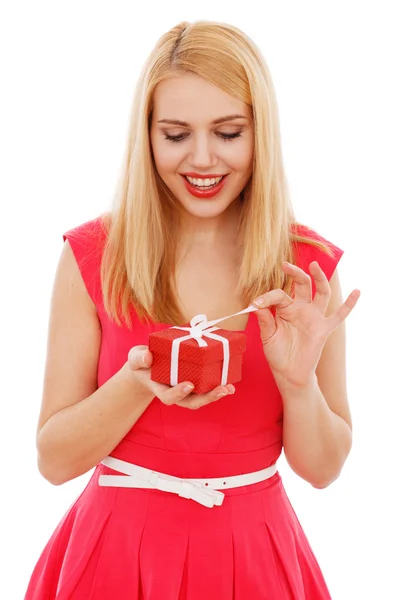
[291,222,336,244]
[62,213,111,307]
[290,222,344,282]
[63,213,110,248]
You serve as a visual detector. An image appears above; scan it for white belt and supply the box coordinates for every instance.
[98,456,278,509]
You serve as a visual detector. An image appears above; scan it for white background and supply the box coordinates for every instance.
[1,1,399,598]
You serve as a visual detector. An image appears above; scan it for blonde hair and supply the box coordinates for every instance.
[101,20,332,327]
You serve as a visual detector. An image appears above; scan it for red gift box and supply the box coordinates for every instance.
[149,322,247,394]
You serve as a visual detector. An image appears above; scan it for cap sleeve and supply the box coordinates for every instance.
[292,224,344,297]
[63,216,107,308]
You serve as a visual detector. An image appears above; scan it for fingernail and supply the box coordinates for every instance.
[253,297,264,306]
[217,391,228,398]
[183,384,194,393]
[142,352,148,365]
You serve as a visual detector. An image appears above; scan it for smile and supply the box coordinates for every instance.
[184,175,224,189]
[180,174,228,199]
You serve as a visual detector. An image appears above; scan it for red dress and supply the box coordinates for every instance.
[25,217,343,600]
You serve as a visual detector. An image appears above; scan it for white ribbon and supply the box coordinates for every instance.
[170,305,258,387]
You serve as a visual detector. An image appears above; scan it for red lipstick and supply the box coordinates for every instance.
[182,172,226,178]
[181,174,228,199]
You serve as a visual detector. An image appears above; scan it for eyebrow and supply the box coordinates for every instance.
[157,114,247,126]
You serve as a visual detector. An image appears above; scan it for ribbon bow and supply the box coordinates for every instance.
[170,305,258,387]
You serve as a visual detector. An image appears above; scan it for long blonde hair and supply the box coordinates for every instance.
[101,20,331,327]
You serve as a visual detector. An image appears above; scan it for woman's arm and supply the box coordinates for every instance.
[36,241,154,485]
[279,268,353,488]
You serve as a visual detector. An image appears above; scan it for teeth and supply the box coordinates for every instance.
[186,175,223,187]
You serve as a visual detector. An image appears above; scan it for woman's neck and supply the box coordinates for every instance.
[177,199,241,251]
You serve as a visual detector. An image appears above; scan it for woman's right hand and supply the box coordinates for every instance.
[127,345,235,410]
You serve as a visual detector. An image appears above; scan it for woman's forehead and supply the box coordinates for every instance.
[152,74,249,124]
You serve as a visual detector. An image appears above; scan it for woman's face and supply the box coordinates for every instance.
[150,74,254,220]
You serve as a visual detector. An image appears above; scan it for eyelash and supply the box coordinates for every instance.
[164,132,242,143]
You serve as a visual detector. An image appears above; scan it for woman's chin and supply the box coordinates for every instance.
[176,191,240,220]
[180,201,232,221]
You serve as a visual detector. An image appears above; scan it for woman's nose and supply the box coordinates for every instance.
[188,135,217,169]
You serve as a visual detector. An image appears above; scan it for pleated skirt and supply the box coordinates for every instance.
[25,464,331,599]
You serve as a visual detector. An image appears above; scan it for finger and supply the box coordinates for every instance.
[254,307,277,342]
[127,346,153,370]
[128,351,199,404]
[134,373,196,405]
[326,289,361,330]
[252,289,293,311]
[157,381,197,406]
[309,261,331,313]
[176,384,236,410]
[281,262,312,303]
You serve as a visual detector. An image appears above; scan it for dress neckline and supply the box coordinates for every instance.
[152,308,254,334]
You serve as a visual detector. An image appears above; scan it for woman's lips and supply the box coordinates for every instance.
[181,174,228,199]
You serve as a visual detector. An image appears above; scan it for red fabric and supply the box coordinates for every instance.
[25,217,343,599]
[292,223,344,296]
[149,328,246,393]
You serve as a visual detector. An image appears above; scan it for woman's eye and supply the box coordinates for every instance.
[165,134,187,143]
[164,131,243,143]
[217,132,242,141]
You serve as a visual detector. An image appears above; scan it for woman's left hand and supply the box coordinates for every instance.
[252,261,360,388]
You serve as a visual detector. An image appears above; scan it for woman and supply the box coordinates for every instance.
[25,20,360,599]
